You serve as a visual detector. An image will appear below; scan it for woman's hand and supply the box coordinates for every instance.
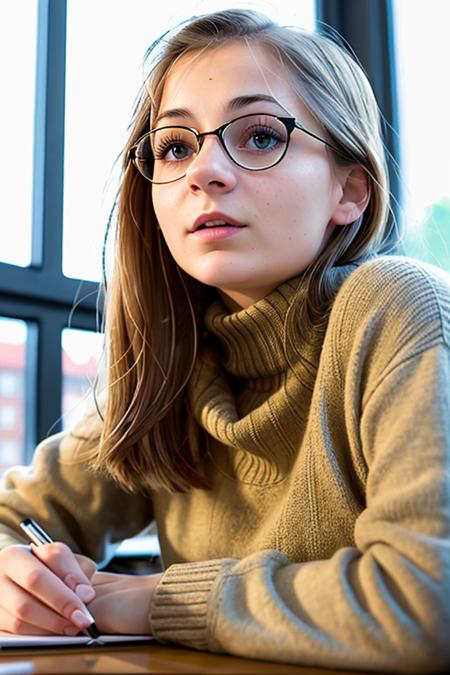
[86,570,163,634]
[0,543,97,635]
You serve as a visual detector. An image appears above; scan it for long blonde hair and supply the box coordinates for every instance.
[88,9,392,494]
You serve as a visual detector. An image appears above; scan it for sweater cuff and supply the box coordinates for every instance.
[150,558,236,651]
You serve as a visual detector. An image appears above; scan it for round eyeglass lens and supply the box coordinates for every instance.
[133,133,154,181]
[150,127,199,183]
[222,114,289,169]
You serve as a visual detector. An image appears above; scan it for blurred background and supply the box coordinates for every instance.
[0,0,449,476]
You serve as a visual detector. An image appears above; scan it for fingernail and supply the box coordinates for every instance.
[75,583,95,603]
[71,608,94,628]
[64,625,81,636]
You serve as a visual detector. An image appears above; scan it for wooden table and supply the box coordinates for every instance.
[0,643,376,674]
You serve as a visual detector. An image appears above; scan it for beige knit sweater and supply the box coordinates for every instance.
[0,256,449,672]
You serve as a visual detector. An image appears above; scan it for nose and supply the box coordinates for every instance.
[185,136,237,194]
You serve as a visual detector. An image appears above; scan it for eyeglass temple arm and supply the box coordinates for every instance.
[294,121,346,158]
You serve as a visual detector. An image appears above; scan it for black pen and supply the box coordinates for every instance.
[19,517,100,639]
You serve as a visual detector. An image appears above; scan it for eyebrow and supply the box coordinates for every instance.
[153,94,288,127]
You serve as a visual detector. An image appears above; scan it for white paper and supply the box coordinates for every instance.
[114,534,160,557]
[0,633,154,649]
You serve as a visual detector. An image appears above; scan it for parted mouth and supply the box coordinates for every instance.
[191,212,246,232]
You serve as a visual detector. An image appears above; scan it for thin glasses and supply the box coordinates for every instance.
[129,113,341,185]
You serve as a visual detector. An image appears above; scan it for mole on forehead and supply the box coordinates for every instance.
[156,44,301,124]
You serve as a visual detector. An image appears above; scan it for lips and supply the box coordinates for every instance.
[191,212,245,232]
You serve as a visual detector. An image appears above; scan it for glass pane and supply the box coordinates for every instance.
[62,0,315,282]
[0,1,37,267]
[61,328,104,431]
[0,318,27,474]
[394,0,450,271]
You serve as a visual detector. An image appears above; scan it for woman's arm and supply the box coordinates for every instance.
[0,423,154,635]
[149,343,450,673]
[0,427,153,561]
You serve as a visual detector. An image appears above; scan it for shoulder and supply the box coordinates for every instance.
[327,256,450,378]
[330,255,450,349]
[339,254,450,305]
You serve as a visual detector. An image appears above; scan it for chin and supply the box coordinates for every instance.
[185,260,250,290]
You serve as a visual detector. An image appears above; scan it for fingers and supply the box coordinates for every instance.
[31,543,96,604]
[74,553,98,581]
[0,605,59,636]
[16,546,95,622]
[0,578,81,636]
[0,545,95,633]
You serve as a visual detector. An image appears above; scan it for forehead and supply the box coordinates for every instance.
[156,41,311,125]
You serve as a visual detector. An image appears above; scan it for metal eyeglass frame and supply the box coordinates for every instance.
[128,112,343,184]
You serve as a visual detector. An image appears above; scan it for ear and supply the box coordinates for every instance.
[331,165,370,226]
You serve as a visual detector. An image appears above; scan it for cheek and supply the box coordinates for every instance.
[152,189,179,243]
[257,177,314,228]
[280,162,339,220]
[151,186,166,224]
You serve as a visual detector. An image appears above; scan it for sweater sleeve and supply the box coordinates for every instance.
[0,425,153,566]
[150,343,450,673]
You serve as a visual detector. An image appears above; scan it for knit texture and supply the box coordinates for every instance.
[1,256,450,672]
[150,256,450,671]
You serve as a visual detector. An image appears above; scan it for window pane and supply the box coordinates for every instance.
[394,0,450,271]
[62,0,315,282]
[0,318,27,474]
[62,328,104,431]
[0,1,37,267]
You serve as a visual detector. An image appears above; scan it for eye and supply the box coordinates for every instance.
[154,140,191,161]
[152,131,197,162]
[240,124,285,152]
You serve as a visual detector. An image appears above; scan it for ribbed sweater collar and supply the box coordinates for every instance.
[203,265,356,379]
[189,263,358,484]
[204,277,302,378]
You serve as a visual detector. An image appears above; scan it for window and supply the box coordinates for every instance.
[0,441,22,473]
[0,407,16,431]
[62,328,104,431]
[0,318,27,472]
[393,0,450,271]
[0,0,37,268]
[0,373,19,398]
[0,2,100,473]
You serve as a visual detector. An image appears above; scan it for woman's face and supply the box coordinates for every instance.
[152,41,350,309]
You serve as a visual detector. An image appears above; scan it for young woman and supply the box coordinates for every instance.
[0,8,449,672]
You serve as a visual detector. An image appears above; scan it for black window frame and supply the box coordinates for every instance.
[0,0,101,461]
[0,0,400,462]
[316,0,401,244]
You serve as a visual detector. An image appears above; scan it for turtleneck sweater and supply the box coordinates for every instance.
[0,256,449,672]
